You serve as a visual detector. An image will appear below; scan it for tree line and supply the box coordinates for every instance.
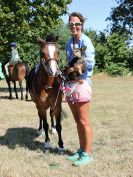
[0,0,132,76]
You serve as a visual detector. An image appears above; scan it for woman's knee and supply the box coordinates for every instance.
[78,118,91,128]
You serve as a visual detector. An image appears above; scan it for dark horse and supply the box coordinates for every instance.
[27,34,64,153]
[2,61,30,100]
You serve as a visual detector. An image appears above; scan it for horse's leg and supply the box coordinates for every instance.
[55,107,64,154]
[25,83,29,100]
[49,109,57,134]
[40,112,51,152]
[37,116,43,136]
[19,81,23,100]
[6,79,12,99]
[14,81,19,99]
[25,76,29,100]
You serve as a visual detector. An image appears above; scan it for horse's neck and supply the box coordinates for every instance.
[36,65,48,82]
[39,66,56,89]
[39,64,47,75]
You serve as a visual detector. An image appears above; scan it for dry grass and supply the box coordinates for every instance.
[0,76,133,177]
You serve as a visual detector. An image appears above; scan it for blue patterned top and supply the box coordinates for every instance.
[66,33,95,85]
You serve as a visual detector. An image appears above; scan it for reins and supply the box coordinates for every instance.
[50,86,61,111]
[41,58,58,73]
[41,58,61,110]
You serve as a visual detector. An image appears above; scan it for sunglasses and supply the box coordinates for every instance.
[69,22,82,27]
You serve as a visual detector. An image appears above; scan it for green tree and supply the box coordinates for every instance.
[85,29,132,76]
[107,0,133,35]
[51,22,71,68]
[0,0,72,65]
[105,32,130,75]
[85,30,108,72]
[106,0,133,75]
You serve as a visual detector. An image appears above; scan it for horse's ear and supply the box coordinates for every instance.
[37,37,45,45]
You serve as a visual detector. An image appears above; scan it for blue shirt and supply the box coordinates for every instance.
[10,48,20,64]
[66,33,95,85]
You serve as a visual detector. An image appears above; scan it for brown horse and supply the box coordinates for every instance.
[27,34,64,153]
[2,61,30,100]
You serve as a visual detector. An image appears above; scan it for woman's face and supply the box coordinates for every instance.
[69,16,82,37]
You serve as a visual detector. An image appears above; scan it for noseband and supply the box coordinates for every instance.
[40,42,59,89]
[41,57,58,76]
[41,58,58,67]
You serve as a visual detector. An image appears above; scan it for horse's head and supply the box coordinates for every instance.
[38,35,59,76]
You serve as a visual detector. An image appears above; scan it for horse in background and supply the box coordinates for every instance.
[2,61,31,100]
[27,33,64,153]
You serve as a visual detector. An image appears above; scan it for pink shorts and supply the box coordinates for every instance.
[66,80,92,103]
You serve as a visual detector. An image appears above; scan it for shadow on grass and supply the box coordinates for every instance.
[0,87,26,93]
[0,96,10,99]
[0,87,8,92]
[0,95,33,101]
[0,127,72,155]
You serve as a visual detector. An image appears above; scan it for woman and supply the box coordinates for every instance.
[65,12,95,166]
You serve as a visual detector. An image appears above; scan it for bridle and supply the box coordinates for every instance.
[41,57,59,77]
[40,43,59,89]
[40,42,59,76]
[41,57,58,68]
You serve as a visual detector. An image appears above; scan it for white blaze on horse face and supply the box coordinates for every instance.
[48,45,57,76]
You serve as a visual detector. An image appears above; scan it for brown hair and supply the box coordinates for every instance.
[69,12,85,23]
[69,12,85,31]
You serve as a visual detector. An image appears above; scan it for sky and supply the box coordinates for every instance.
[61,0,118,32]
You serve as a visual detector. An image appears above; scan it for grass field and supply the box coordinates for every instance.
[0,76,133,177]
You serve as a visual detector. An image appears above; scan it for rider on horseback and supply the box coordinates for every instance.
[5,42,21,76]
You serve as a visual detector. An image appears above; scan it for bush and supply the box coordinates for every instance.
[105,62,131,76]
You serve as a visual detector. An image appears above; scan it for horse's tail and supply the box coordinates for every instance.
[25,67,35,100]
[23,62,31,100]
[24,63,31,79]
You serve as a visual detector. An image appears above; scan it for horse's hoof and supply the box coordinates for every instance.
[37,130,43,137]
[43,148,51,154]
[49,128,57,134]
[58,147,65,155]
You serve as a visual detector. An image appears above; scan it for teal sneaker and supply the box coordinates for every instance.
[67,148,83,161]
[73,152,93,167]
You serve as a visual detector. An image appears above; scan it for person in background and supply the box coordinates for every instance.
[65,12,95,166]
[5,42,21,76]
